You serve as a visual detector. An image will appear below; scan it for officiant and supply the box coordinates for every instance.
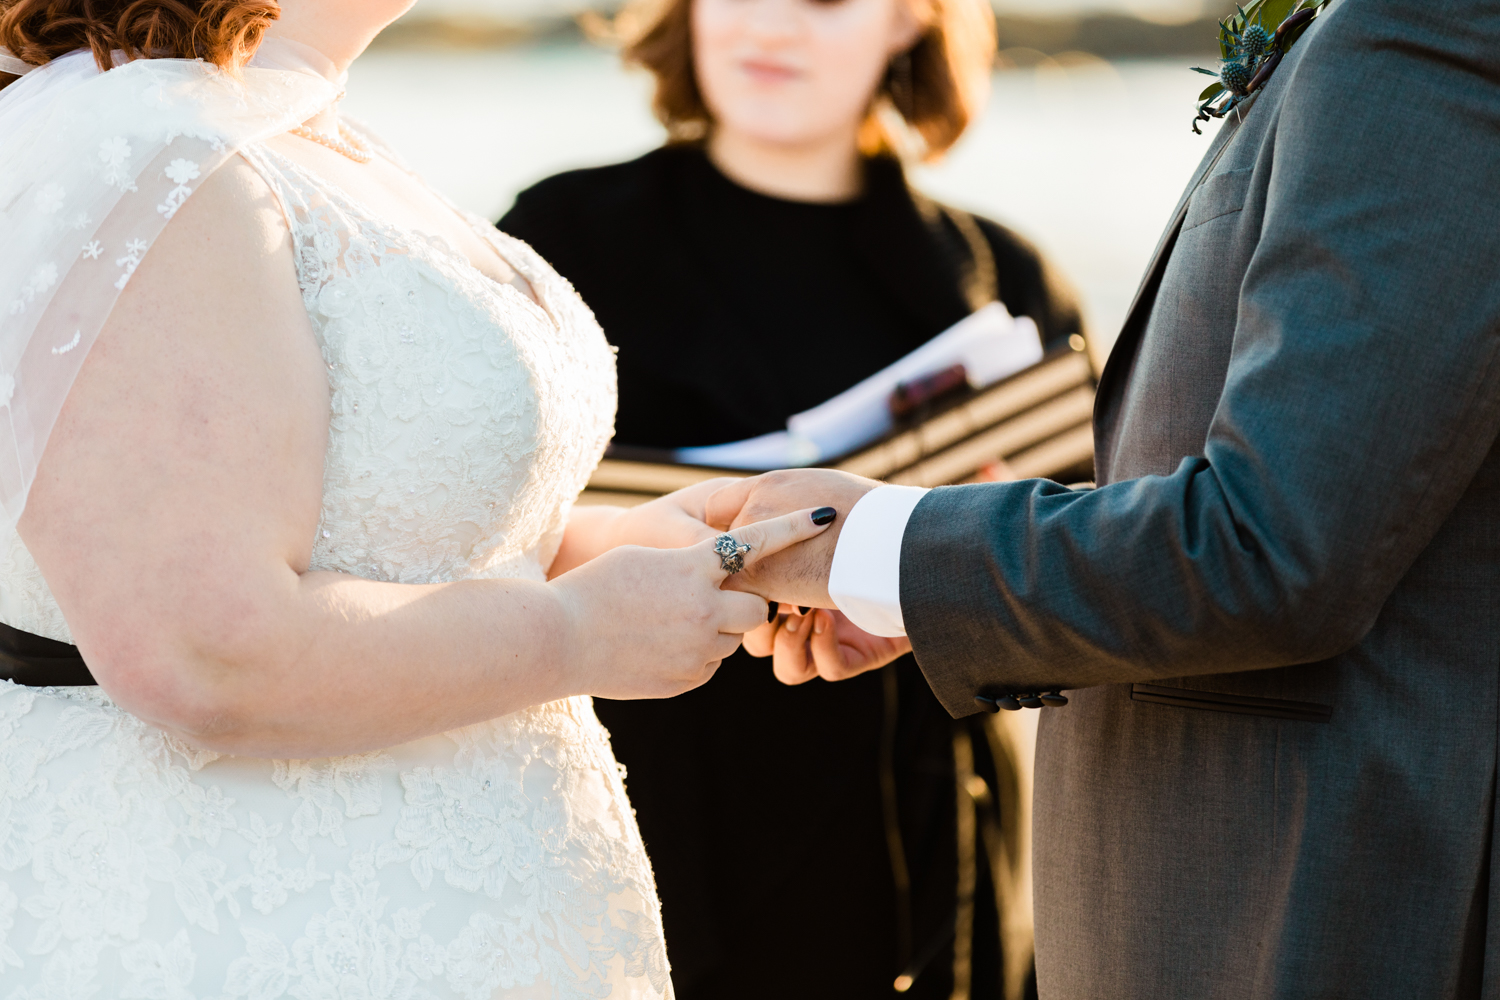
[500,0,1081,994]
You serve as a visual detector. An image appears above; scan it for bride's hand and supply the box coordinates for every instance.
[607,477,744,551]
[550,478,743,578]
[551,507,835,700]
[743,606,912,685]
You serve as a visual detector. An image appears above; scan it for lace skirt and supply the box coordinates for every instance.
[0,681,673,999]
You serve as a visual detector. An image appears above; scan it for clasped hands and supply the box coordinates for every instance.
[622,468,912,686]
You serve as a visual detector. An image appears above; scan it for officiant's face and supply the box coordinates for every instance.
[692,0,923,148]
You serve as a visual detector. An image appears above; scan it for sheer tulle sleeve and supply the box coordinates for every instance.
[0,51,335,529]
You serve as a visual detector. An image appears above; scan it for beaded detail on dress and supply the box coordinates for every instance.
[0,140,671,999]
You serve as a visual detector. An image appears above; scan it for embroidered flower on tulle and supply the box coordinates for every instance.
[98,136,137,191]
[99,136,130,161]
[33,184,65,215]
[164,159,201,185]
[158,160,202,220]
[81,241,103,260]
[114,239,149,291]
[8,262,58,315]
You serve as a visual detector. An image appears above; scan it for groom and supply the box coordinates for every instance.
[709,0,1500,995]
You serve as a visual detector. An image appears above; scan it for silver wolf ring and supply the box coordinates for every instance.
[713,533,752,575]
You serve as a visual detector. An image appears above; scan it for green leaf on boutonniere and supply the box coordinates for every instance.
[1199,81,1227,101]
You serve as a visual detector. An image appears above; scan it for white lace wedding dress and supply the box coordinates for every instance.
[0,128,672,998]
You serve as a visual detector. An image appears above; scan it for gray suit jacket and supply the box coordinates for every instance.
[900,1,1500,995]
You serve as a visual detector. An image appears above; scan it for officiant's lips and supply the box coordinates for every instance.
[739,58,804,84]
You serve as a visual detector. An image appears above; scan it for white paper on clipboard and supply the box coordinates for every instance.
[675,302,1042,469]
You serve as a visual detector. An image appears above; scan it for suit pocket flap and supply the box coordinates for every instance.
[1131,683,1332,722]
[1181,167,1254,232]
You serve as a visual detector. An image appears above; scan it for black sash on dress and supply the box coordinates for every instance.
[0,620,96,685]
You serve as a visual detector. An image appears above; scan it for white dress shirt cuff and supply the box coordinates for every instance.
[828,485,930,638]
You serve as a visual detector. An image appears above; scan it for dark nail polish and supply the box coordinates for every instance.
[798,606,810,616]
[811,507,837,526]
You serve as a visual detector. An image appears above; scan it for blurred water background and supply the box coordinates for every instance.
[344,0,1230,364]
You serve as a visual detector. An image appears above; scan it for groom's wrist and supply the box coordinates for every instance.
[828,485,929,637]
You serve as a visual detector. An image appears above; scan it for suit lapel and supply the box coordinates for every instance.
[1091,113,1246,481]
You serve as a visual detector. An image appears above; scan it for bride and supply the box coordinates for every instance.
[0,0,834,995]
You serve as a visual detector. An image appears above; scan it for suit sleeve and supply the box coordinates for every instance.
[901,0,1500,716]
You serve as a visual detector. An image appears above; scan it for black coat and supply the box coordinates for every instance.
[500,145,1080,999]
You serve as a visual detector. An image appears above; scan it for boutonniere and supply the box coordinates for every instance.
[1192,0,1329,133]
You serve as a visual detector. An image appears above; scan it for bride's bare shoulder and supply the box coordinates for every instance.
[144,153,293,271]
[103,150,314,360]
[92,147,322,397]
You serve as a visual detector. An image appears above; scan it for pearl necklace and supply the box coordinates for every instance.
[289,120,373,164]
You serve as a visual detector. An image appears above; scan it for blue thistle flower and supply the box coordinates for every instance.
[1220,59,1252,94]
[1241,23,1271,58]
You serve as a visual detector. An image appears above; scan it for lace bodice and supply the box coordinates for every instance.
[268,142,617,587]
[0,137,672,1000]
[0,141,617,637]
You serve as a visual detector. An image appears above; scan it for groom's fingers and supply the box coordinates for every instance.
[772,614,818,685]
[807,611,858,681]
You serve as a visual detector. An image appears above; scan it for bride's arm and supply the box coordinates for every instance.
[17,159,814,759]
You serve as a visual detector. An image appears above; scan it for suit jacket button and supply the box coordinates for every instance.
[1039,692,1069,707]
[996,694,1023,711]
[1017,693,1045,709]
[974,695,1000,713]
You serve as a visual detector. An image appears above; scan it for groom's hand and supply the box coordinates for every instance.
[744,606,913,685]
[706,469,880,608]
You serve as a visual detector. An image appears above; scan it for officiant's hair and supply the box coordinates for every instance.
[0,0,278,77]
[616,0,995,162]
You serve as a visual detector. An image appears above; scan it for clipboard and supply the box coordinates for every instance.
[580,341,1097,506]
